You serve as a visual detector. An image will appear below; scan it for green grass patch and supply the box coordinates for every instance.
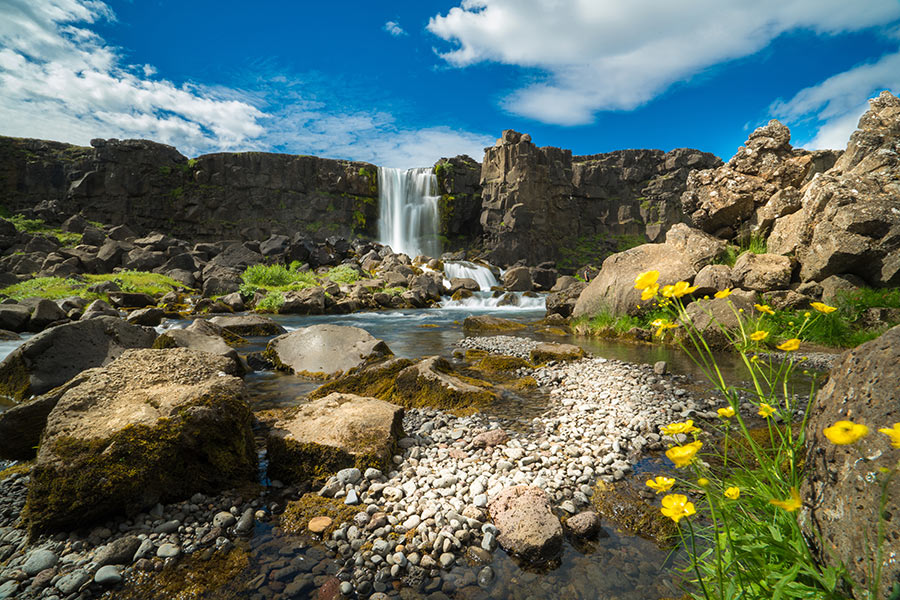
[716,233,769,267]
[239,263,318,296]
[8,215,81,246]
[255,291,285,313]
[324,265,361,284]
[0,271,184,302]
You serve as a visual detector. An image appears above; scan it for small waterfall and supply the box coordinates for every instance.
[443,261,499,291]
[377,167,441,259]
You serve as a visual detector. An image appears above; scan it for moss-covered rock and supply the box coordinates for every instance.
[266,393,403,485]
[393,356,496,410]
[529,342,585,364]
[307,357,414,401]
[472,354,532,373]
[280,494,359,537]
[23,348,256,536]
[462,315,526,333]
[113,547,250,600]
[208,314,286,337]
[591,480,677,547]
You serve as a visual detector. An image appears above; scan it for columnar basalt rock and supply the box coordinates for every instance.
[479,130,721,267]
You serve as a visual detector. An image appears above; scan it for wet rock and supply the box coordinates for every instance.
[94,535,141,566]
[462,315,526,332]
[208,314,286,337]
[502,267,533,291]
[529,342,585,364]
[22,548,58,575]
[566,511,602,538]
[264,324,392,378]
[126,306,165,326]
[153,328,247,375]
[488,486,563,563]
[94,565,122,585]
[393,356,496,410]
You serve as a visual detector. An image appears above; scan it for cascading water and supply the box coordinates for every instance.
[443,261,499,291]
[377,167,441,259]
[441,260,545,310]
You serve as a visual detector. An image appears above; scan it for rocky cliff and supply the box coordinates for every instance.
[0,136,381,242]
[479,130,721,267]
[434,155,483,253]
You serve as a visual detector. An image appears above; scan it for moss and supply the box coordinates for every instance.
[151,335,177,350]
[462,316,527,333]
[280,494,358,537]
[463,349,488,361]
[472,355,532,373]
[0,351,30,401]
[23,392,256,537]
[591,481,677,547]
[507,376,538,391]
[530,345,585,365]
[392,359,496,411]
[109,547,250,600]
[0,460,33,481]
[451,289,473,301]
[307,359,414,401]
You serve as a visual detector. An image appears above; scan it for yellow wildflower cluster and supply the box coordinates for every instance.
[661,420,700,435]
[666,440,703,468]
[634,270,698,302]
[819,419,899,448]
[717,406,735,418]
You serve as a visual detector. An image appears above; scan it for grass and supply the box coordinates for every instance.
[8,215,81,246]
[324,265,361,284]
[0,271,185,302]
[255,291,285,313]
[716,234,769,267]
[239,263,363,297]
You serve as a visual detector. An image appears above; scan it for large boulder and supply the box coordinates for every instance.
[802,325,900,594]
[264,324,392,379]
[663,223,727,270]
[0,316,156,401]
[681,291,757,349]
[488,486,563,563]
[572,243,696,318]
[280,287,326,314]
[502,266,533,291]
[266,393,403,484]
[731,252,793,291]
[393,356,496,409]
[462,315,527,333]
[153,328,247,374]
[23,348,255,534]
[545,281,587,318]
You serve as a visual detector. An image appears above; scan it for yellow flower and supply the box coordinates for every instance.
[652,318,680,337]
[803,311,811,318]
[717,406,735,418]
[645,476,675,494]
[770,487,802,512]
[660,494,696,524]
[661,284,677,298]
[634,270,660,290]
[641,284,659,301]
[666,441,702,468]
[661,420,700,435]
[878,423,900,448]
[724,487,740,500]
[749,330,769,342]
[758,403,776,418]
[697,477,709,487]
[823,420,869,445]
[810,302,837,314]
[755,303,775,316]
[714,288,732,299]
[777,338,801,352]
[671,281,698,298]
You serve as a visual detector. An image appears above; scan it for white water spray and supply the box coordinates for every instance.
[443,261,499,291]
[377,167,441,259]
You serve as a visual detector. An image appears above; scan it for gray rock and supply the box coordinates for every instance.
[155,519,181,534]
[56,570,91,595]
[23,548,58,575]
[264,324,392,378]
[0,580,18,599]
[94,535,141,566]
[94,565,122,585]
[157,543,180,558]
[234,508,254,535]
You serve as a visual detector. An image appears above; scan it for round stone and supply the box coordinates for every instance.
[156,543,180,558]
[94,565,122,585]
[308,516,333,534]
[22,549,58,576]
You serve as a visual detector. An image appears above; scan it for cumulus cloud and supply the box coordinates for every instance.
[384,21,406,37]
[771,50,900,149]
[427,0,900,125]
[0,0,489,166]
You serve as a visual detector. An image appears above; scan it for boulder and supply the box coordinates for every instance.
[307,357,415,401]
[819,274,866,305]
[393,356,496,410]
[663,223,727,270]
[572,243,696,318]
[126,307,165,327]
[529,343,585,364]
[82,299,120,319]
[209,314,286,337]
[693,264,733,295]
[731,252,793,291]
[681,291,758,349]
[23,348,255,535]
[545,282,587,318]
[566,511,602,538]
[462,315,526,333]
[185,318,248,346]
[0,304,32,333]
[280,287,326,314]
[448,278,480,295]
[264,324,392,378]
[0,394,59,460]
[802,325,900,594]
[153,329,247,375]
[266,393,403,484]
[488,486,563,563]
[502,267,533,291]
[0,316,156,401]
[28,299,67,331]
[550,276,578,292]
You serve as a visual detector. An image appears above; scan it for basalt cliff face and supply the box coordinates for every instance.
[479,130,721,267]
[0,136,380,242]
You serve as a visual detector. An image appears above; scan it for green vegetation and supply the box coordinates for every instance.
[0,271,185,302]
[324,264,361,284]
[255,291,285,313]
[8,215,81,246]
[717,233,769,267]
[557,231,649,271]
[238,263,362,298]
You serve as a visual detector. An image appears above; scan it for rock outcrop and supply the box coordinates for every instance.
[266,392,404,484]
[479,130,720,266]
[23,348,256,534]
[803,324,900,594]
[434,155,484,252]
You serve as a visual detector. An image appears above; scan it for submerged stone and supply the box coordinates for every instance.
[264,324,392,379]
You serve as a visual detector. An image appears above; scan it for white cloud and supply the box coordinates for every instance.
[770,50,900,149]
[384,21,406,37]
[427,0,900,125]
[0,0,490,167]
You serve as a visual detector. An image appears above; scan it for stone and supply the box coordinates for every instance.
[266,393,403,484]
[126,307,165,327]
[56,570,91,595]
[22,548,58,575]
[28,299,67,331]
[308,516,333,534]
[235,507,255,535]
[572,242,696,318]
[693,264,733,295]
[565,511,602,538]
[529,343,584,364]
[24,348,256,535]
[208,314,287,337]
[213,511,236,528]
[502,267,533,291]
[94,535,141,567]
[545,281,587,318]
[731,252,793,291]
[94,565,122,585]
[663,223,727,270]
[681,291,757,349]
[153,328,246,375]
[393,356,496,410]
[157,543,180,558]
[280,286,326,315]
[264,324,392,378]
[0,304,31,332]
[472,429,508,448]
[802,324,900,594]
[462,315,526,332]
[488,486,563,563]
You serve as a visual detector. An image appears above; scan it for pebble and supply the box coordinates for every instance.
[22,549,57,576]
[93,565,122,585]
[213,511,236,529]
[156,543,180,559]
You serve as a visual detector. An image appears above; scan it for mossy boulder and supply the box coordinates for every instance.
[462,315,526,333]
[591,480,677,546]
[266,392,403,485]
[23,348,256,536]
[263,324,393,379]
[153,329,247,374]
[529,342,585,364]
[0,316,156,402]
[209,314,286,337]
[393,356,496,410]
[472,354,532,373]
[280,494,359,537]
[308,357,414,401]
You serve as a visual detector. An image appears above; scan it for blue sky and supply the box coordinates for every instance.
[2,1,900,167]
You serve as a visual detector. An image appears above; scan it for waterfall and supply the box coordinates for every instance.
[443,261,499,291]
[377,167,441,259]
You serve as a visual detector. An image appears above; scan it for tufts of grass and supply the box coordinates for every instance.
[0,271,184,302]
[715,233,769,267]
[255,291,285,313]
[239,263,318,296]
[8,215,81,246]
[325,264,361,285]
